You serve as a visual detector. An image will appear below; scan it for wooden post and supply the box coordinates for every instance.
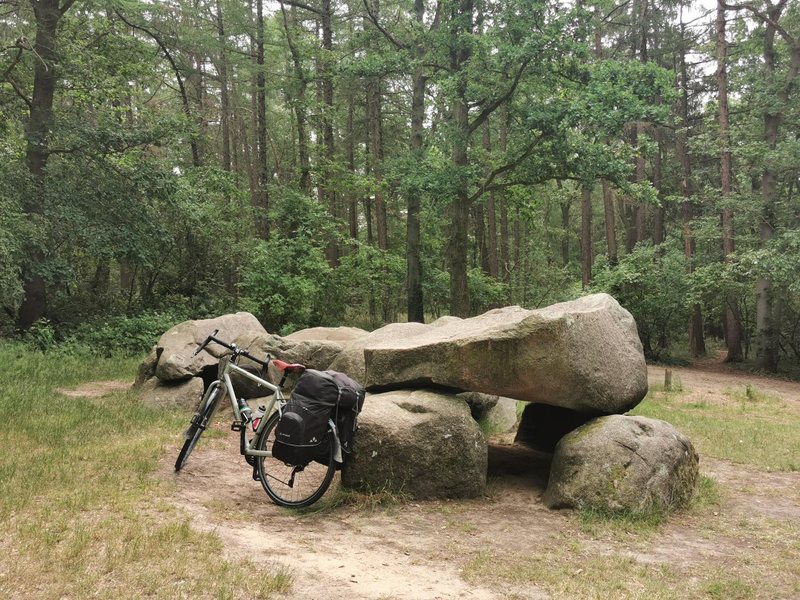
[665,369,673,391]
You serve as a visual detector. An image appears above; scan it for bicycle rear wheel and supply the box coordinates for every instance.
[254,412,336,508]
[175,385,223,471]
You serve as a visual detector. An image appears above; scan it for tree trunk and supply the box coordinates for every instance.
[499,104,510,281]
[581,185,592,288]
[215,0,232,172]
[406,59,426,322]
[754,5,798,371]
[18,0,62,329]
[483,122,499,280]
[653,127,664,245]
[347,101,358,242]
[254,0,270,240]
[450,93,471,317]
[559,182,570,266]
[602,180,617,264]
[679,14,706,357]
[717,0,743,362]
[448,0,474,318]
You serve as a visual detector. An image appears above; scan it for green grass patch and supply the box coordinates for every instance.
[629,392,800,471]
[577,505,667,539]
[0,346,293,598]
[291,482,410,517]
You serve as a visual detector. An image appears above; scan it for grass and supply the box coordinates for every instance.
[0,344,293,599]
[290,482,411,517]
[629,386,800,471]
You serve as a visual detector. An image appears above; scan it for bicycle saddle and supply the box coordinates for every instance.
[272,359,306,373]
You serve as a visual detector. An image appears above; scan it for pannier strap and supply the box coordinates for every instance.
[273,360,306,373]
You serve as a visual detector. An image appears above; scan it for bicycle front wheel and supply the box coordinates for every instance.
[175,385,223,472]
[254,412,336,508]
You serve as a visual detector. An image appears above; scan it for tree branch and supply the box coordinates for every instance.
[721,2,795,46]
[59,0,78,15]
[2,47,32,108]
[468,135,545,203]
[468,58,531,135]
[280,0,322,16]
[362,0,407,50]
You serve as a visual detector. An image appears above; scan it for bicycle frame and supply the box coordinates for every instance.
[211,356,343,462]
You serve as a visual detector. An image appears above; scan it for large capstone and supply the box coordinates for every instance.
[341,390,487,499]
[328,322,431,385]
[284,326,369,343]
[363,294,648,414]
[154,312,267,381]
[543,415,699,513]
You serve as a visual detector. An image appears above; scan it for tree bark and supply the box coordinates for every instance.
[602,180,617,264]
[215,0,232,172]
[653,127,664,245]
[581,185,592,288]
[717,0,743,362]
[679,14,706,357]
[254,0,270,240]
[483,122,499,280]
[499,104,510,280]
[755,5,796,371]
[17,0,64,329]
[406,60,426,322]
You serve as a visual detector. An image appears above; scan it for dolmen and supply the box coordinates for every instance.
[137,293,699,512]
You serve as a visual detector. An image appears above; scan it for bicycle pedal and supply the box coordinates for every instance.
[231,421,246,432]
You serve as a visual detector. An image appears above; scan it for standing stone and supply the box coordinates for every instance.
[543,415,699,512]
[341,390,488,499]
[155,312,267,381]
[134,346,159,389]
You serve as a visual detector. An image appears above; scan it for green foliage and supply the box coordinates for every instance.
[239,191,336,333]
[590,244,690,358]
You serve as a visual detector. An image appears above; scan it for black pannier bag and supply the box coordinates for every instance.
[272,369,366,465]
[272,369,365,467]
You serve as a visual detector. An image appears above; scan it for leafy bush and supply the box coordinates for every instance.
[590,244,690,358]
[239,190,337,333]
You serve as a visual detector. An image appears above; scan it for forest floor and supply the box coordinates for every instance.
[3,352,798,600]
[160,355,800,600]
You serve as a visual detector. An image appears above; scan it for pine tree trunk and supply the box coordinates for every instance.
[754,5,798,371]
[499,104,510,281]
[679,14,706,357]
[653,127,664,245]
[717,0,742,362]
[406,60,426,322]
[215,0,232,172]
[581,186,592,288]
[18,1,62,329]
[602,180,617,264]
[483,122,499,280]
[255,0,270,240]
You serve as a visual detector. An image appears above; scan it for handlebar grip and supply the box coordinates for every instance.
[191,329,221,357]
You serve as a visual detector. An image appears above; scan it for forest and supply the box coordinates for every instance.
[1,0,799,371]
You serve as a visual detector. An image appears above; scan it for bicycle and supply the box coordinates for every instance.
[175,329,342,508]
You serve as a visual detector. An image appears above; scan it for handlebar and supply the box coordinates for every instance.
[192,329,271,369]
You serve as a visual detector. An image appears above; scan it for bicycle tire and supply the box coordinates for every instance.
[254,411,336,508]
[175,386,222,472]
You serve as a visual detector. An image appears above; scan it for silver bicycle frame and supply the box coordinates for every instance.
[215,357,343,462]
